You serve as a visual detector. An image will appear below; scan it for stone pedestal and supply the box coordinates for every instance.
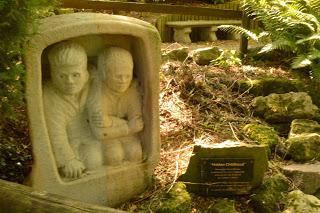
[173,27,192,43]
[25,13,160,207]
[201,26,218,41]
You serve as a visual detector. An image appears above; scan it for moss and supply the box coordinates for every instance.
[208,199,239,213]
[287,133,320,162]
[156,182,192,213]
[243,123,280,156]
[235,78,301,97]
[250,174,290,213]
[289,119,320,136]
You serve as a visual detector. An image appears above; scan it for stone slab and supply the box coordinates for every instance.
[179,141,268,196]
[282,162,320,194]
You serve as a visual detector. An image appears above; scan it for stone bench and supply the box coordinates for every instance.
[166,20,242,43]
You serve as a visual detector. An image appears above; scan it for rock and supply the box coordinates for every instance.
[243,123,280,156]
[156,182,192,213]
[282,190,320,213]
[192,47,221,65]
[286,133,320,162]
[250,173,290,213]
[235,78,301,97]
[289,119,320,137]
[208,199,239,213]
[282,162,320,194]
[252,92,318,123]
[162,46,189,62]
[179,141,268,196]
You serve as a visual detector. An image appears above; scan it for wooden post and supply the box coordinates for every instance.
[240,12,250,58]
[0,179,126,213]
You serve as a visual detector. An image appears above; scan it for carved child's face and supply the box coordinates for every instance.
[51,64,88,95]
[104,60,133,93]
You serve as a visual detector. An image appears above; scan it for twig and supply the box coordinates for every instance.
[229,122,241,142]
[167,153,180,193]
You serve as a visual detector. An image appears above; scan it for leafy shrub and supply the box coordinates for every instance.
[0,0,56,182]
[0,0,56,122]
[219,0,320,78]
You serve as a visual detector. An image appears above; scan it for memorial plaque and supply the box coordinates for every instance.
[178,142,268,196]
[200,158,254,182]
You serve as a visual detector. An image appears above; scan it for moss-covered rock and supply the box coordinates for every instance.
[156,182,192,213]
[162,47,189,62]
[289,119,320,137]
[282,190,320,213]
[235,78,301,97]
[286,133,320,162]
[208,199,239,213]
[192,47,221,65]
[250,173,290,213]
[243,123,280,156]
[252,92,318,123]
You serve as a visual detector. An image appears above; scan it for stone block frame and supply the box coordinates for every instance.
[25,13,161,207]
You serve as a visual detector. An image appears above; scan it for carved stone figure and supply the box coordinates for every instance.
[88,47,143,166]
[43,41,103,179]
[26,13,160,206]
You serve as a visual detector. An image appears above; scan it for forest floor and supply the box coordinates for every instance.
[118,40,293,212]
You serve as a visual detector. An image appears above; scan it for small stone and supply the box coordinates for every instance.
[208,199,239,213]
[289,119,320,137]
[282,162,320,194]
[192,47,221,65]
[156,182,192,213]
[283,190,320,213]
[243,123,280,156]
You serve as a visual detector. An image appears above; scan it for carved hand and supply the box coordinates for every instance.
[62,158,85,179]
[91,110,111,127]
[128,117,144,134]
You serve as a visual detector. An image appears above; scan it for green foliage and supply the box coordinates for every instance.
[220,0,320,78]
[0,0,56,122]
[210,49,242,68]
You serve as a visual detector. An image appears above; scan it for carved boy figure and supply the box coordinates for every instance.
[88,47,143,166]
[43,41,103,179]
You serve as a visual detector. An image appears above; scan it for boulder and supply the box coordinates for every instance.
[162,46,189,62]
[286,133,320,162]
[282,190,320,213]
[208,199,239,213]
[192,47,221,65]
[289,119,320,137]
[252,92,318,123]
[250,174,290,213]
[282,162,320,194]
[235,78,301,97]
[243,123,280,156]
[156,182,192,213]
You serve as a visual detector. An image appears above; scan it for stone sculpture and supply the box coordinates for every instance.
[43,41,103,179]
[88,47,143,166]
[25,13,160,206]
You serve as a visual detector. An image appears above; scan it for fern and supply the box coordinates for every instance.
[238,0,320,78]
[218,25,259,41]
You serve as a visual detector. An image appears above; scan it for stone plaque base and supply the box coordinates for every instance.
[178,141,268,196]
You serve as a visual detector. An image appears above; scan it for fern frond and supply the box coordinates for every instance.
[218,25,259,41]
[297,34,320,44]
[292,55,312,68]
[259,38,297,53]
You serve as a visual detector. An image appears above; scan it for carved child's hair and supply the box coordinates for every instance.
[97,46,133,79]
[48,41,87,68]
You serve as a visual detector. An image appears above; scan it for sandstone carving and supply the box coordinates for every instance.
[25,13,161,206]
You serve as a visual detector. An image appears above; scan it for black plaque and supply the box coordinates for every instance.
[200,158,254,182]
[188,158,255,196]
